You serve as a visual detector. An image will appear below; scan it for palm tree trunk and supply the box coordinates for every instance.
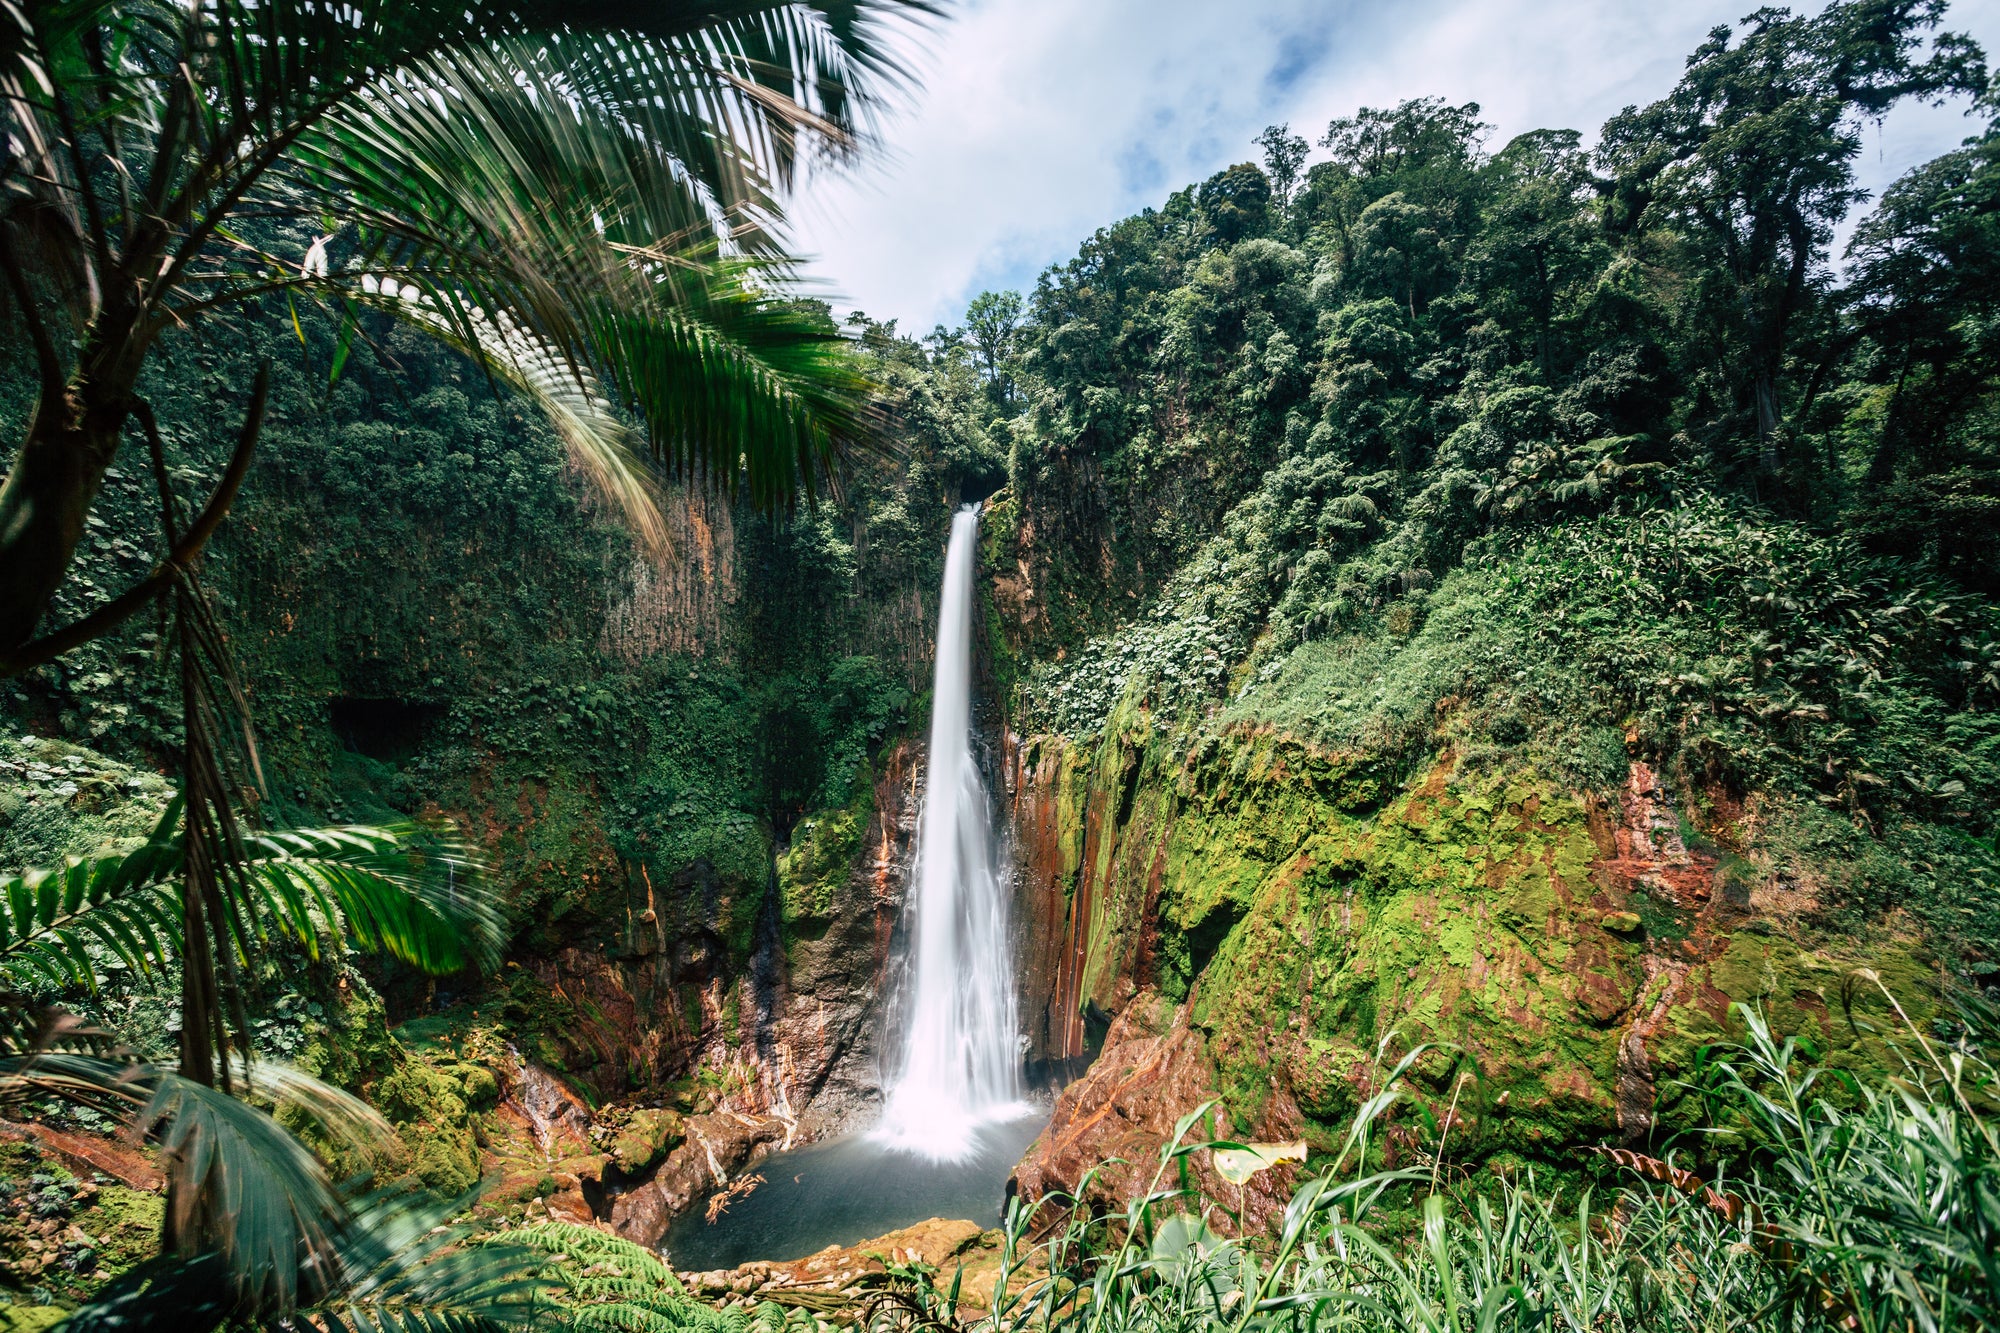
[0,395,129,655]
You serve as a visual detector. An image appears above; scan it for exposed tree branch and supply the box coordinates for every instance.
[0,366,270,679]
[0,222,66,407]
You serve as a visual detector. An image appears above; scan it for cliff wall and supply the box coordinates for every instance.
[1000,705,1943,1231]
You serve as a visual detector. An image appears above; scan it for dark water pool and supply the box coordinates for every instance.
[662,1114,1047,1271]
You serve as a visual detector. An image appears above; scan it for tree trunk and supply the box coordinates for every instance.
[0,385,131,655]
[1754,373,1781,475]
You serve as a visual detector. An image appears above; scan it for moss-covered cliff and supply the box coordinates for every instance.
[998,492,1983,1217]
[1012,711,1941,1189]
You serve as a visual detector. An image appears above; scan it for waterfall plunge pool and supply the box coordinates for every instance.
[661,1111,1047,1272]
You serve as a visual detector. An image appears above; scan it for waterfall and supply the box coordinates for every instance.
[872,504,1029,1162]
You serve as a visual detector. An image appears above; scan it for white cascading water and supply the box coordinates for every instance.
[872,504,1029,1162]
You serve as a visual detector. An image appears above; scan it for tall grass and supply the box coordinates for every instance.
[852,985,1997,1333]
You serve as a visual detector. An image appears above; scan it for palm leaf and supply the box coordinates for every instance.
[58,1191,546,1332]
[0,798,183,991]
[54,1254,241,1332]
[140,1063,389,1302]
[267,34,882,535]
[235,821,501,975]
[0,1016,414,1314]
[0,1004,545,1325]
[0,803,502,995]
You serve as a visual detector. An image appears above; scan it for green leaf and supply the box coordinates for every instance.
[1212,1140,1308,1186]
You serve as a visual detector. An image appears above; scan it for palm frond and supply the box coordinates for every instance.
[0,1034,153,1117]
[0,1012,413,1316]
[0,804,501,994]
[266,35,882,530]
[237,820,502,975]
[139,1062,390,1304]
[58,1191,547,1332]
[56,1253,239,1333]
[0,798,184,990]
[0,1002,548,1325]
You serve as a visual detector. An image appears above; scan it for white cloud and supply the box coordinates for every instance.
[790,0,1999,331]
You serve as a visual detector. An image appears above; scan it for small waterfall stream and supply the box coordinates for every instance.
[872,504,1030,1161]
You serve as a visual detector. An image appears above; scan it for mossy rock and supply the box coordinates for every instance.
[607,1107,685,1175]
[0,735,173,871]
[369,1059,481,1193]
[778,768,874,935]
[461,1065,501,1110]
[1041,721,1949,1167]
[291,970,402,1092]
[73,1184,164,1278]
[0,1302,69,1332]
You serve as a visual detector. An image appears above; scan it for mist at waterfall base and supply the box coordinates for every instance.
[665,505,1042,1271]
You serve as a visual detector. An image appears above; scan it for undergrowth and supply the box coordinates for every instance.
[844,984,2000,1333]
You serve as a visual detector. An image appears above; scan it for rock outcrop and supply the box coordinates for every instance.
[1003,716,1941,1204]
[606,1110,791,1246]
[1009,991,1304,1236]
[508,738,920,1162]
[680,1216,1028,1315]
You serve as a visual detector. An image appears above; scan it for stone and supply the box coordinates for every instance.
[1003,734,1943,1187]
[1010,992,1303,1237]
[608,1107,685,1175]
[608,1110,786,1246]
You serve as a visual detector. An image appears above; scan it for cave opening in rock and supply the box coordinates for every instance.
[328,696,443,764]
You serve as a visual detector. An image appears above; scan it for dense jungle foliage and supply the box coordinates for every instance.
[0,244,1019,913]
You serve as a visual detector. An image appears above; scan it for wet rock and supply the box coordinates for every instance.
[681,1217,1020,1312]
[608,1111,787,1246]
[510,1058,594,1159]
[1010,991,1302,1237]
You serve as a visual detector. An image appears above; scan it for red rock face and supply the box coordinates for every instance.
[1008,732,1088,1062]
[1007,732,1176,1065]
[1008,992,1303,1238]
[1003,731,1933,1215]
[608,1110,790,1247]
[1590,760,1735,1143]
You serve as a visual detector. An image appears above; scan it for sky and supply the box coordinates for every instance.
[785,0,2000,333]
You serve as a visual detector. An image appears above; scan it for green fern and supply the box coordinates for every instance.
[505,1222,748,1333]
